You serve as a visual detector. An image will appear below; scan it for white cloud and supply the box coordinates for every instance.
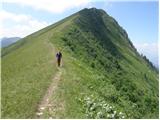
[0,10,32,22]
[0,10,49,37]
[134,42,158,55]
[3,0,91,13]
[134,42,159,67]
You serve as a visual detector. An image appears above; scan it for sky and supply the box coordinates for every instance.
[0,0,159,67]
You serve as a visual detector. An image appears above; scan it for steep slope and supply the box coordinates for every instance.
[1,8,158,119]
[48,8,158,118]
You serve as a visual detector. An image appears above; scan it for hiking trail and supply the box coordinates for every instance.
[36,68,62,118]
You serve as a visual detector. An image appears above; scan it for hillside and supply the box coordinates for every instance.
[1,8,158,119]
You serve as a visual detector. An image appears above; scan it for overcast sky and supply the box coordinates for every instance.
[0,0,159,67]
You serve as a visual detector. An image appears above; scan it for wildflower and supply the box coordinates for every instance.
[119,112,122,115]
[86,100,92,107]
[36,112,43,116]
[91,94,94,97]
[90,106,95,111]
[97,111,102,115]
[107,114,110,118]
[40,107,45,110]
[105,107,109,112]
[87,97,90,100]
[111,113,115,118]
[93,102,96,106]
[103,103,107,106]
[96,111,103,118]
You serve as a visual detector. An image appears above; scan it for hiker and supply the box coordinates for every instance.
[56,51,62,67]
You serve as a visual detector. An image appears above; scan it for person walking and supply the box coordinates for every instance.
[56,51,62,67]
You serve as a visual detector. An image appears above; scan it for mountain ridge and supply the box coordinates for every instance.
[1,37,21,47]
[1,8,158,119]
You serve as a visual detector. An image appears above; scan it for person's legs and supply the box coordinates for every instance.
[57,59,61,67]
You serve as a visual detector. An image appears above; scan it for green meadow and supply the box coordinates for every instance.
[1,8,158,119]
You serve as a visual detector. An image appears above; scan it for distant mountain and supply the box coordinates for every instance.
[1,37,21,47]
[1,8,158,119]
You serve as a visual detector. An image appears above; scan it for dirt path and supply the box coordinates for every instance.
[36,69,62,118]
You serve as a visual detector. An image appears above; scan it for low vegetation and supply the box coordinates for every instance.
[1,8,158,119]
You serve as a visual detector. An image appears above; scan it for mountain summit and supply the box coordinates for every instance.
[2,8,158,119]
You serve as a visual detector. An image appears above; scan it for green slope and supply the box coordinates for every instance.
[1,8,158,119]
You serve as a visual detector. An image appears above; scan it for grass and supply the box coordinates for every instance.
[46,8,158,118]
[1,35,57,118]
[1,8,158,119]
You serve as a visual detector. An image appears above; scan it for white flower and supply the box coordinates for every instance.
[87,101,92,105]
[97,111,102,115]
[122,116,125,118]
[40,107,45,110]
[90,106,95,111]
[87,97,90,100]
[114,111,117,114]
[104,103,107,106]
[36,112,43,116]
[119,112,122,115]
[96,111,103,118]
[111,114,115,118]
[107,114,110,118]
[105,108,109,112]
[93,103,96,106]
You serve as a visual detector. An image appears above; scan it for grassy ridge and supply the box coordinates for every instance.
[1,11,78,118]
[47,8,158,118]
[1,8,158,119]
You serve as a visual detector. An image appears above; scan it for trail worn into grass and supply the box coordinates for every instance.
[36,68,62,118]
